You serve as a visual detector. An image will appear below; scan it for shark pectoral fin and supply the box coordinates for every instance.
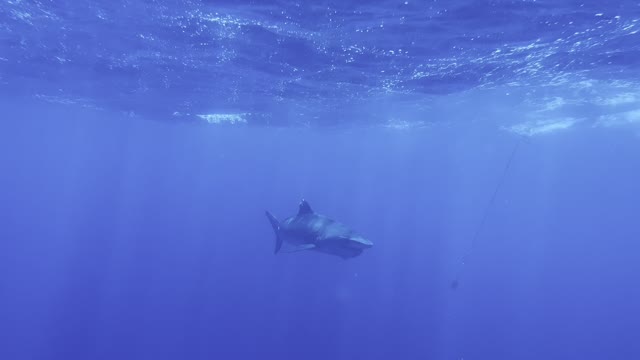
[281,244,316,253]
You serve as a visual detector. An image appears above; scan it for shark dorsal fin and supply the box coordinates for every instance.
[298,199,314,215]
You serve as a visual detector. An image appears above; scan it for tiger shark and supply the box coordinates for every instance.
[265,200,373,259]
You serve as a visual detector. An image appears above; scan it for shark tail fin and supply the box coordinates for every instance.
[265,211,283,254]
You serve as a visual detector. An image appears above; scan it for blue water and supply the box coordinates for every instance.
[2,1,640,359]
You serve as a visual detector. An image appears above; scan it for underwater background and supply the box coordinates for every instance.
[1,1,640,359]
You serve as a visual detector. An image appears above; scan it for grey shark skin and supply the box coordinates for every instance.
[265,200,373,259]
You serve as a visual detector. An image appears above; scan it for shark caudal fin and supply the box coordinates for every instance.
[265,211,283,254]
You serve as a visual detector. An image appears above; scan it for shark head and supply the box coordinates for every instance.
[344,234,373,249]
[318,234,373,259]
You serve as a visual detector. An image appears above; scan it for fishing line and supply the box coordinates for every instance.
[450,136,525,290]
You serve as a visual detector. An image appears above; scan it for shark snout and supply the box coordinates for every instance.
[350,235,373,249]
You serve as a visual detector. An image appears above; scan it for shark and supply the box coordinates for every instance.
[265,200,373,259]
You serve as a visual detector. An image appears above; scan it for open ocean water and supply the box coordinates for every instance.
[1,1,640,359]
